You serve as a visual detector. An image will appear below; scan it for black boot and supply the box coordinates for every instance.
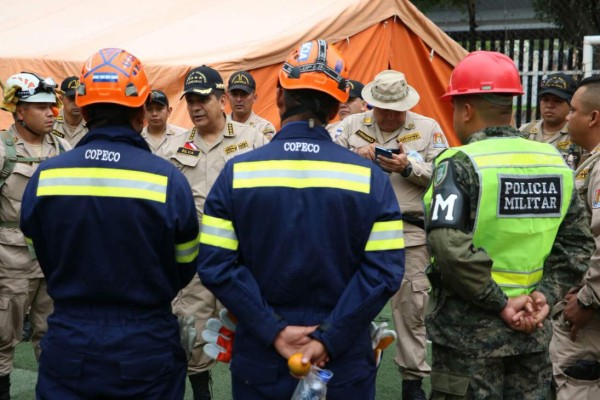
[189,371,211,400]
[22,314,33,342]
[402,378,426,400]
[0,374,10,400]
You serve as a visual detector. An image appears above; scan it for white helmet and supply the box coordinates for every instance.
[6,72,57,103]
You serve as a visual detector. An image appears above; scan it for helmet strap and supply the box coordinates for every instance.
[18,119,46,137]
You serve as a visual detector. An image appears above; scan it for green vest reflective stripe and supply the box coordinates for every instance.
[425,137,573,297]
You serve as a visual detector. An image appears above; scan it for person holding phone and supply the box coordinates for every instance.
[336,70,448,400]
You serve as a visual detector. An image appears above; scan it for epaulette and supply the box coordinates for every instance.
[225,123,235,137]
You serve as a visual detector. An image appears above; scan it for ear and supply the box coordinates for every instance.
[461,101,475,123]
[15,103,26,121]
[276,86,285,113]
[590,110,600,128]
[131,107,145,132]
[252,93,258,103]
[219,94,226,110]
[167,106,173,117]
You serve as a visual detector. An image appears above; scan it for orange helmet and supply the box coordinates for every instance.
[441,51,523,101]
[279,39,349,103]
[76,48,150,108]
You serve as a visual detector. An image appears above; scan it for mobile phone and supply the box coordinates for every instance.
[375,146,397,159]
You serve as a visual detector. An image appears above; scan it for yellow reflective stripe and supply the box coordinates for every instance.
[492,268,544,289]
[37,168,168,203]
[472,152,564,168]
[365,220,405,251]
[233,160,371,194]
[175,233,200,263]
[200,215,238,251]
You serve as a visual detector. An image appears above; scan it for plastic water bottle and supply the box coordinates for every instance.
[290,366,333,400]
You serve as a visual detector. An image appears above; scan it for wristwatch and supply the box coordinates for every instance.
[400,161,413,177]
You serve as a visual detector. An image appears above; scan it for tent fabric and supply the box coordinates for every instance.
[0,0,467,145]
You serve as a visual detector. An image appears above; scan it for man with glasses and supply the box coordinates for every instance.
[53,76,88,146]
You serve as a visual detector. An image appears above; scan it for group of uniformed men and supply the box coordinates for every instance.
[0,39,600,400]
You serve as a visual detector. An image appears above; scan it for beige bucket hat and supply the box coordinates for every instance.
[362,70,420,112]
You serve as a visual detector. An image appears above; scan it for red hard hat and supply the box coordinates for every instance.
[440,51,524,101]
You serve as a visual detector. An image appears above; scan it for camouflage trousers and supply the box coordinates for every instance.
[430,344,552,399]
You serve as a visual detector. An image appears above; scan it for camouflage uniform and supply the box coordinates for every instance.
[425,127,594,399]
[550,144,600,399]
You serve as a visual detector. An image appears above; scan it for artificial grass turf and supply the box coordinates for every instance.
[12,303,431,399]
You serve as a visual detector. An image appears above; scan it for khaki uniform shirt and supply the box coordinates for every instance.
[141,123,188,153]
[159,119,266,219]
[520,120,581,168]
[574,145,600,308]
[52,110,88,147]
[0,125,71,278]
[227,112,276,141]
[336,110,448,246]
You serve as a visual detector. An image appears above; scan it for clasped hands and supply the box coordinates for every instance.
[499,291,549,333]
[274,325,329,369]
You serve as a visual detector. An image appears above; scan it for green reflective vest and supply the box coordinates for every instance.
[424,137,573,297]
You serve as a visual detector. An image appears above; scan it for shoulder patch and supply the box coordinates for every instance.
[362,116,373,125]
[354,130,376,144]
[433,162,448,186]
[593,189,600,209]
[432,132,448,149]
[428,159,469,232]
[52,129,65,138]
[226,123,235,136]
[557,140,571,150]
[56,116,64,122]
[576,168,589,181]
[397,132,421,143]
[530,127,538,133]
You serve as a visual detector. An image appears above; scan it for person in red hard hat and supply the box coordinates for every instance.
[423,51,594,399]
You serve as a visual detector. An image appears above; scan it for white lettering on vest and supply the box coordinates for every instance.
[85,149,121,162]
[283,142,320,153]
[432,194,458,221]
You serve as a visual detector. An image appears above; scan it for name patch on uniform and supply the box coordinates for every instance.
[51,129,65,138]
[354,130,376,144]
[594,189,600,209]
[498,175,562,217]
[398,132,421,143]
[432,132,447,149]
[177,147,200,157]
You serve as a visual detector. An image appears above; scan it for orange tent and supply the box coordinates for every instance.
[0,0,467,145]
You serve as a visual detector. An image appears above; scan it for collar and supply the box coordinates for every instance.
[467,126,523,144]
[271,121,331,142]
[77,125,151,152]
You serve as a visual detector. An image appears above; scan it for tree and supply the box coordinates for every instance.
[410,0,478,50]
[533,0,600,47]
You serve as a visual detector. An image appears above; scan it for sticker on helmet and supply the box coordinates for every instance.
[298,42,313,62]
[335,60,343,73]
[92,73,119,82]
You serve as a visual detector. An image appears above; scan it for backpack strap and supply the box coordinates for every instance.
[0,130,17,189]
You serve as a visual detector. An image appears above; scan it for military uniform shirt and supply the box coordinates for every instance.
[159,118,266,219]
[520,119,582,168]
[52,110,88,147]
[0,125,71,278]
[574,145,600,308]
[227,112,276,141]
[425,126,593,358]
[336,110,448,246]
[141,123,188,153]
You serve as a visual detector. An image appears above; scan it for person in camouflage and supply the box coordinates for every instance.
[423,51,594,400]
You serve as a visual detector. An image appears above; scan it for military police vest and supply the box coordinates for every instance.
[425,138,573,297]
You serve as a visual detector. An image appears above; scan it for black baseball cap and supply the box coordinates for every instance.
[228,71,256,94]
[539,73,577,103]
[181,65,225,99]
[146,89,169,107]
[60,76,79,97]
[348,80,364,99]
